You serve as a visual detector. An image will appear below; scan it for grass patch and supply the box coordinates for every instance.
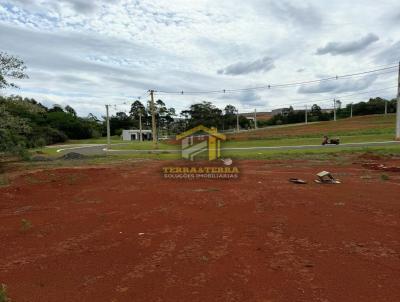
[228,114,396,141]
[222,133,395,148]
[30,147,59,156]
[109,141,178,151]
[23,145,400,164]
[62,136,122,145]
[380,174,390,181]
[0,284,10,302]
[0,175,9,187]
[20,218,33,232]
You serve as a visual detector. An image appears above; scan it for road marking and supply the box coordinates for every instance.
[55,144,106,153]
[102,141,400,153]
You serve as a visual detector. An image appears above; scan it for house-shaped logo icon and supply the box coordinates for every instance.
[176,125,226,161]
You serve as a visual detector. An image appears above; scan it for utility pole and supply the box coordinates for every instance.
[396,61,400,139]
[236,109,240,132]
[149,90,158,147]
[105,104,110,149]
[385,99,388,115]
[305,105,308,124]
[139,112,143,142]
[333,98,337,121]
[254,109,257,129]
[350,103,353,118]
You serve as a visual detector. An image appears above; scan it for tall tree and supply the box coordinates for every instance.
[182,101,223,129]
[48,104,64,113]
[223,104,237,130]
[224,104,237,115]
[310,104,322,116]
[130,100,147,128]
[130,100,146,119]
[65,105,77,117]
[0,52,28,89]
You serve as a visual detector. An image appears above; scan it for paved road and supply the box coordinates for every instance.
[50,141,400,156]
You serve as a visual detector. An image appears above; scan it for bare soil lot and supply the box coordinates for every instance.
[1,159,400,302]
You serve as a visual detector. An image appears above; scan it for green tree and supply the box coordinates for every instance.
[65,105,77,117]
[223,104,237,130]
[130,100,147,128]
[0,53,30,157]
[0,52,28,89]
[182,101,223,129]
[0,105,31,156]
[154,99,175,135]
[224,104,237,115]
[48,104,64,113]
[109,111,134,135]
[310,104,322,116]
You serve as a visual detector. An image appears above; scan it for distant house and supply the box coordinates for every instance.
[122,129,152,141]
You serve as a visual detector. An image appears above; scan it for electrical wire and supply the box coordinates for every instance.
[154,65,397,95]
[271,85,397,108]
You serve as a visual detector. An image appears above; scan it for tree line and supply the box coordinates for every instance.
[0,95,103,156]
[0,51,397,157]
[263,98,397,127]
[109,100,252,137]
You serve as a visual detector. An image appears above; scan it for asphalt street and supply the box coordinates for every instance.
[51,141,400,156]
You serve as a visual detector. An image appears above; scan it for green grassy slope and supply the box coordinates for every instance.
[228,114,396,141]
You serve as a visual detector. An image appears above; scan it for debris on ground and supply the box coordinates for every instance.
[60,152,86,160]
[358,153,384,161]
[362,163,400,172]
[315,171,341,184]
[289,178,307,184]
[221,158,233,166]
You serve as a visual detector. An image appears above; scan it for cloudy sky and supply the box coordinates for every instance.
[0,0,399,117]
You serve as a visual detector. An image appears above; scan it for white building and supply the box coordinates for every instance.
[122,129,152,141]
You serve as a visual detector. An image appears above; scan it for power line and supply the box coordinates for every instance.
[154,65,397,95]
[273,85,397,108]
[108,67,397,114]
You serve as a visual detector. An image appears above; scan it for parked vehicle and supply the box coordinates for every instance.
[322,136,340,145]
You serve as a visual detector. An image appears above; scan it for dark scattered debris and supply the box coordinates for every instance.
[289,178,307,184]
[60,152,86,160]
[362,163,400,172]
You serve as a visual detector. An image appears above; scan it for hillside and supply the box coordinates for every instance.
[228,114,396,141]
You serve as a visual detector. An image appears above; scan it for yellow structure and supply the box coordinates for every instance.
[176,125,226,161]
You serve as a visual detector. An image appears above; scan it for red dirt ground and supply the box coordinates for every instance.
[1,160,400,302]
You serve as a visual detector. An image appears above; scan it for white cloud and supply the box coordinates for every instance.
[298,74,378,94]
[217,56,275,75]
[0,0,399,116]
[316,33,380,56]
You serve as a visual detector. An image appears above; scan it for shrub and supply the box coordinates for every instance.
[0,284,10,302]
